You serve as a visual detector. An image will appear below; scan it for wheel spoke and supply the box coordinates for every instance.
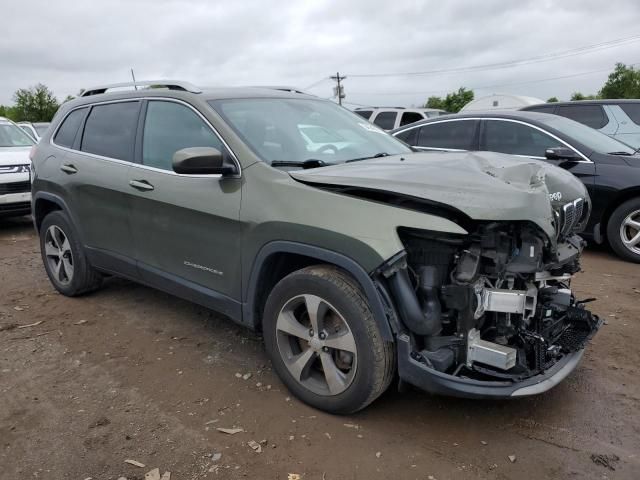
[624,217,640,231]
[54,258,63,282]
[61,257,73,281]
[276,310,311,341]
[61,236,71,255]
[47,227,60,249]
[623,231,640,247]
[286,348,316,381]
[303,294,326,333]
[44,242,60,258]
[320,351,347,395]
[323,332,357,353]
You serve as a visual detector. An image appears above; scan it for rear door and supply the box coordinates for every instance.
[55,101,139,277]
[128,99,243,304]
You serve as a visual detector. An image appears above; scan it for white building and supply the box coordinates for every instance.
[460,94,544,112]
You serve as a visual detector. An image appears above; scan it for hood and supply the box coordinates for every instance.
[290,151,589,240]
[0,147,32,166]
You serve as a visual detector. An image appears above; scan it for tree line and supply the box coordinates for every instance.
[0,84,75,123]
[426,63,640,113]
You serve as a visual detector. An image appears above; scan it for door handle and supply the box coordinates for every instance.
[60,164,78,174]
[129,179,155,191]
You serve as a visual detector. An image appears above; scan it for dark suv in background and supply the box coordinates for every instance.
[392,111,640,263]
[522,100,640,150]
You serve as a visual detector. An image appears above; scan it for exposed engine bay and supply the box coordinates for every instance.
[383,215,602,384]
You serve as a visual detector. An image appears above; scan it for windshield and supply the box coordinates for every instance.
[541,115,636,155]
[209,98,410,165]
[0,122,35,147]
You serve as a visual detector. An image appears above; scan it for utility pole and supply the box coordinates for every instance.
[330,72,346,105]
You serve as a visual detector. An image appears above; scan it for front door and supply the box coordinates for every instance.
[479,119,597,199]
[128,99,243,310]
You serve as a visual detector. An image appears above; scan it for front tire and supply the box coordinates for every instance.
[607,198,640,263]
[263,265,395,414]
[39,211,103,296]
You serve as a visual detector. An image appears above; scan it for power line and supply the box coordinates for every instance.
[350,63,640,97]
[303,77,330,90]
[347,34,640,78]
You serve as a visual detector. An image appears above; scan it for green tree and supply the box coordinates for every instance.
[12,84,60,122]
[599,63,640,99]
[425,96,445,109]
[570,92,598,101]
[546,97,559,103]
[425,87,474,113]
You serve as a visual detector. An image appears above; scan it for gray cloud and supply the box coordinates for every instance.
[1,0,639,107]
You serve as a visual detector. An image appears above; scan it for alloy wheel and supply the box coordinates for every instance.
[44,225,74,285]
[275,294,357,396]
[620,208,640,256]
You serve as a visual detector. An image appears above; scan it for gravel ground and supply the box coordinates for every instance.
[1,216,639,480]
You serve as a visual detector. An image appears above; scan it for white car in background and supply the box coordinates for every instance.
[17,121,51,141]
[0,117,34,218]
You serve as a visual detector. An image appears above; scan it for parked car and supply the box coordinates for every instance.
[31,81,600,413]
[0,117,34,218]
[353,107,449,130]
[17,122,51,141]
[521,100,640,150]
[392,111,640,262]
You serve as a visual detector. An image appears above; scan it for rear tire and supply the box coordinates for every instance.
[263,265,395,414]
[39,211,103,296]
[607,198,640,263]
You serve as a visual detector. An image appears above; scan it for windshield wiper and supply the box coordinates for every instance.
[271,159,327,169]
[345,152,391,163]
[607,151,633,156]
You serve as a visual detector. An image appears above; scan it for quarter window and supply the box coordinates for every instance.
[416,120,477,150]
[372,111,397,130]
[394,128,419,146]
[81,102,140,161]
[54,108,86,148]
[142,101,224,171]
[482,120,561,157]
[556,105,608,129]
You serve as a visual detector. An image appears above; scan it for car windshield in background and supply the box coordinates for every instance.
[209,98,410,165]
[541,115,636,155]
[0,122,35,147]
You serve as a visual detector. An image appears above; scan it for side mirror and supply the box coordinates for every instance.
[172,147,237,175]
[545,147,581,161]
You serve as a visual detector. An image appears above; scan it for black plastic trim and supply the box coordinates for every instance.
[244,241,395,341]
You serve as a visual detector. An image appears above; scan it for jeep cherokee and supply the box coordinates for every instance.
[31,81,601,413]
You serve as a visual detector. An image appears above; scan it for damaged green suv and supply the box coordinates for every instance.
[31,81,601,413]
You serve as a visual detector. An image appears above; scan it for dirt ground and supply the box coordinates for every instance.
[0,216,638,480]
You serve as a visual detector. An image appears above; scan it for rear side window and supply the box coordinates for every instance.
[399,111,424,127]
[142,100,224,171]
[556,105,607,129]
[354,110,373,120]
[81,102,140,161]
[54,108,86,148]
[619,103,640,126]
[372,111,397,130]
[416,120,477,150]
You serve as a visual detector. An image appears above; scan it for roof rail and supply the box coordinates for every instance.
[80,80,202,97]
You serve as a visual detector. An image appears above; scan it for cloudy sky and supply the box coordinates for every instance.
[2,0,639,108]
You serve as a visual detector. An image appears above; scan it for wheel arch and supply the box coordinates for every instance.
[33,192,67,232]
[243,241,395,342]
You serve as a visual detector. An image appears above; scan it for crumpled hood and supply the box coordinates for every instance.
[290,151,589,240]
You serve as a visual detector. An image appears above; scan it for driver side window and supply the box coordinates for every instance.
[142,101,224,171]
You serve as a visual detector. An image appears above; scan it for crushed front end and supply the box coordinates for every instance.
[380,208,602,398]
